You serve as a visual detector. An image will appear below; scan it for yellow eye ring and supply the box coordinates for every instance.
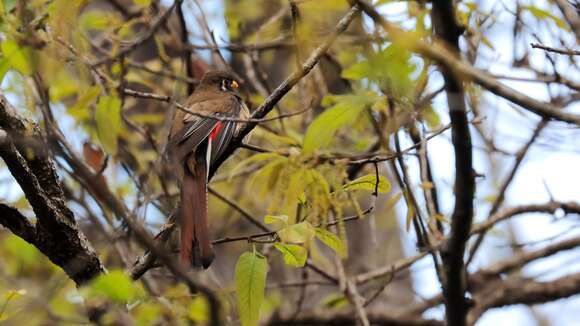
[231,80,239,89]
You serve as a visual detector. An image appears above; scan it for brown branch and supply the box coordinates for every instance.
[531,43,580,56]
[476,235,580,281]
[404,233,580,317]
[430,2,474,325]
[467,272,580,325]
[208,187,269,232]
[0,203,37,244]
[267,312,443,326]
[0,93,104,285]
[121,88,312,123]
[352,0,580,125]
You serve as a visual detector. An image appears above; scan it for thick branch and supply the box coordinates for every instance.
[467,272,580,325]
[0,203,37,243]
[268,312,443,326]
[431,2,474,326]
[0,92,104,285]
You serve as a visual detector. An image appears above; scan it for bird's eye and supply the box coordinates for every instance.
[221,79,239,91]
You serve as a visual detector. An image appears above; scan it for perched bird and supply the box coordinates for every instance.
[166,70,248,268]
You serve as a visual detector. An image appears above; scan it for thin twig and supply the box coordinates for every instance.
[93,0,182,66]
[530,43,580,56]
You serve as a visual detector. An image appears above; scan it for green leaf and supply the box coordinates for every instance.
[2,0,17,13]
[235,251,268,326]
[274,243,307,267]
[321,292,348,309]
[523,5,568,29]
[0,289,26,322]
[303,93,376,154]
[188,296,208,323]
[404,192,415,231]
[80,12,115,31]
[342,44,417,97]
[277,221,315,244]
[421,106,441,129]
[69,86,101,120]
[315,228,347,258]
[86,270,142,303]
[49,70,79,102]
[385,192,403,211]
[230,153,285,180]
[264,215,289,226]
[342,174,391,193]
[132,301,162,326]
[95,94,122,154]
[1,40,32,75]
[134,0,152,6]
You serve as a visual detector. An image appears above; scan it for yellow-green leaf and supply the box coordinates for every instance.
[188,296,208,323]
[86,270,142,303]
[523,5,568,29]
[235,251,268,326]
[95,94,122,154]
[342,174,391,193]
[342,44,417,97]
[404,193,415,231]
[303,94,376,154]
[385,192,403,211]
[315,228,347,258]
[421,106,441,129]
[274,243,307,267]
[80,12,117,31]
[230,153,285,180]
[264,215,289,226]
[134,0,152,6]
[321,292,348,309]
[277,221,315,244]
[69,86,101,120]
[1,40,31,75]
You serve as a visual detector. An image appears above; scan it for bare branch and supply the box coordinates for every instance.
[0,93,104,285]
[531,43,580,56]
[352,0,580,125]
[431,2,474,325]
[468,272,580,325]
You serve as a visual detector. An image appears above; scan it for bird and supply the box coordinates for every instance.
[166,70,249,268]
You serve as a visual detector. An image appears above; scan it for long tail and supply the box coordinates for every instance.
[179,152,214,268]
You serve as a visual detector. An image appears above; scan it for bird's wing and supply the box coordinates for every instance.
[209,98,243,164]
[167,99,228,162]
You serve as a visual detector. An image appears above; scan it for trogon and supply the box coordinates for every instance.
[167,70,248,268]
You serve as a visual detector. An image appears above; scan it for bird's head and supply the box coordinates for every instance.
[199,70,240,94]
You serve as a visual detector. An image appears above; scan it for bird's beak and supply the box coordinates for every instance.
[231,80,239,89]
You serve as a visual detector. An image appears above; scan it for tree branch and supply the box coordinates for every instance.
[0,203,37,244]
[0,92,104,285]
[431,2,474,325]
[352,0,580,126]
[468,272,580,325]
